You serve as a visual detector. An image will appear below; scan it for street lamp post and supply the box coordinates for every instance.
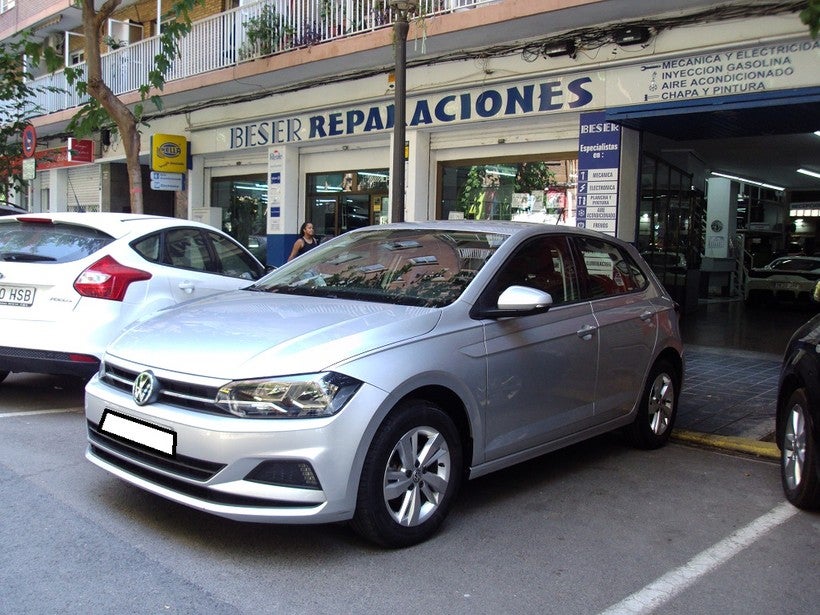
[388,0,418,223]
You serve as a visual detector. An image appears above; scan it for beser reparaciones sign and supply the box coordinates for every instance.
[226,75,597,149]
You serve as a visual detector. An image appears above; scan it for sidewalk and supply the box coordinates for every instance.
[672,344,781,460]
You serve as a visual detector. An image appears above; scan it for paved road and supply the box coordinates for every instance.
[1,373,818,614]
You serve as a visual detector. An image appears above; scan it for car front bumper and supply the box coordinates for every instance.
[84,373,388,524]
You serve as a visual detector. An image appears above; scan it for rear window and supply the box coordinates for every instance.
[0,220,114,263]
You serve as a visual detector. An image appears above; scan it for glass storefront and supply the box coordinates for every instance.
[638,153,704,309]
[306,169,389,241]
[438,156,577,224]
[211,174,268,263]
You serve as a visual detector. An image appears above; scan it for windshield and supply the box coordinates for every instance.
[0,220,113,262]
[252,228,508,307]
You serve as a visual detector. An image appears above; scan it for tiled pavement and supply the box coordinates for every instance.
[676,345,781,442]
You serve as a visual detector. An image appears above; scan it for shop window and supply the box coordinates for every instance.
[306,169,388,240]
[439,157,577,225]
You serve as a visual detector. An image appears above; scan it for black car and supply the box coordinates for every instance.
[0,201,28,216]
[776,312,820,509]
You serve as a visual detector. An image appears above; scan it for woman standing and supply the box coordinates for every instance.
[287,221,319,261]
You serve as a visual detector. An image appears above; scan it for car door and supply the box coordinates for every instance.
[479,235,600,462]
[572,235,658,422]
[149,228,258,303]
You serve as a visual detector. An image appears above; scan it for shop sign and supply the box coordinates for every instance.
[607,38,820,105]
[225,75,600,150]
[150,134,188,173]
[150,171,185,191]
[67,138,94,163]
[36,146,92,169]
[576,111,621,236]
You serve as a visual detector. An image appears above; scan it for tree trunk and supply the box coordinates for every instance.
[82,0,145,214]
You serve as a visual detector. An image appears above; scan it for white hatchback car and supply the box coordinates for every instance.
[0,212,266,383]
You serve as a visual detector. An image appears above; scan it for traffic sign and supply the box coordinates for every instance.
[22,125,37,158]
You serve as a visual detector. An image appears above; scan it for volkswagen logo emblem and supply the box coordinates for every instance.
[132,371,160,406]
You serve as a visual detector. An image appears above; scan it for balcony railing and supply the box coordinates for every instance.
[28,0,494,118]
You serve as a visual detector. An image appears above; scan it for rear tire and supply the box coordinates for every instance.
[625,359,679,449]
[780,388,820,509]
[351,399,463,548]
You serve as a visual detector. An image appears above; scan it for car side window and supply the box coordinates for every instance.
[164,228,216,273]
[207,231,264,280]
[132,233,161,262]
[491,235,579,306]
[573,236,647,299]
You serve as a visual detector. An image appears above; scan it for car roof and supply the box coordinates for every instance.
[350,219,629,243]
[0,201,28,216]
[3,211,218,239]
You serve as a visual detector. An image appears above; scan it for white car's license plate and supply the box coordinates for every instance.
[99,410,177,456]
[0,284,36,306]
[774,282,800,291]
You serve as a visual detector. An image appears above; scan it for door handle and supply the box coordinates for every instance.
[640,310,654,321]
[576,324,596,340]
[178,281,195,294]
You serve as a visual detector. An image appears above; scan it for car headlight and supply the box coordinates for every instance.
[215,372,361,418]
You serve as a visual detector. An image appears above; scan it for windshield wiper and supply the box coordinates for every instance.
[0,252,57,262]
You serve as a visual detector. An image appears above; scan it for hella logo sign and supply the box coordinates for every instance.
[157,142,182,158]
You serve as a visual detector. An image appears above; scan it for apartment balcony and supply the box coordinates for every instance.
[25,0,502,131]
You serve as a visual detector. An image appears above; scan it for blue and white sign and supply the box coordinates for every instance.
[576,111,621,235]
[150,171,185,192]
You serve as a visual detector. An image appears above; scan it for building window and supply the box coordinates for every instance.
[438,156,577,225]
[0,1,16,14]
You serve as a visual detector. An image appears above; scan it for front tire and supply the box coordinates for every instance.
[625,359,679,449]
[351,399,463,548]
[780,388,820,509]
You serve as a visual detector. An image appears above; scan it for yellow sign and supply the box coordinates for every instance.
[150,134,187,173]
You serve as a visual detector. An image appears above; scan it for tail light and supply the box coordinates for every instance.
[74,255,152,301]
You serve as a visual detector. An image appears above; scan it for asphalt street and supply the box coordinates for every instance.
[0,372,818,614]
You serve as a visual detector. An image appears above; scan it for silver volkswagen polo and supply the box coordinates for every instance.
[85,221,683,547]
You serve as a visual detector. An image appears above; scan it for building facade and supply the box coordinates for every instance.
[2,1,818,308]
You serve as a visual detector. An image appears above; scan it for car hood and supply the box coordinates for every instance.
[106,290,441,379]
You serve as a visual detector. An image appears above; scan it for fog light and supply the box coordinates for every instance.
[245,460,322,490]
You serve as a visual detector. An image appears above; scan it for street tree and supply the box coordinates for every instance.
[0,32,60,200]
[58,0,203,214]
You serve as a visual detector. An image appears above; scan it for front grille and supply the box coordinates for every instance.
[88,444,314,508]
[88,420,225,481]
[101,362,225,415]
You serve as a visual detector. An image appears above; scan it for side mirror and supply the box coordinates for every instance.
[475,285,553,319]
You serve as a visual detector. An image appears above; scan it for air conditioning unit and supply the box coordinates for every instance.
[46,33,65,56]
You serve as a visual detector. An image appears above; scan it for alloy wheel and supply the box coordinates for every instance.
[783,404,807,491]
[382,426,452,527]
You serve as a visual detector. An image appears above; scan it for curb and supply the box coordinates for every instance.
[672,430,779,460]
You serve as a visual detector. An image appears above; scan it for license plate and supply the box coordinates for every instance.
[99,410,177,456]
[0,284,36,306]
[774,282,799,291]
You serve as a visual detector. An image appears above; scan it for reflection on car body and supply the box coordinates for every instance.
[84,221,684,547]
